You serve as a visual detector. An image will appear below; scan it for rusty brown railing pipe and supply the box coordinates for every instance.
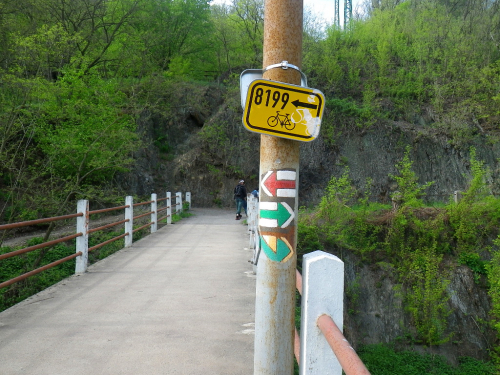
[89,233,128,252]
[0,252,82,289]
[0,213,83,231]
[295,269,303,364]
[295,269,370,375]
[296,269,302,294]
[133,200,153,207]
[89,205,129,215]
[0,233,83,261]
[157,215,169,223]
[132,222,153,233]
[133,211,154,220]
[294,328,301,364]
[88,219,128,234]
[317,314,371,375]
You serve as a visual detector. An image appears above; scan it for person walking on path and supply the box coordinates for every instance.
[234,180,247,220]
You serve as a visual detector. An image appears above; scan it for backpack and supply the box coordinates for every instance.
[234,184,244,198]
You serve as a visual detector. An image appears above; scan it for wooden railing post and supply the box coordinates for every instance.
[151,193,157,233]
[166,192,172,225]
[300,251,344,374]
[124,196,133,247]
[75,200,89,274]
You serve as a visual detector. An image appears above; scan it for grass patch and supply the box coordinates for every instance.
[358,344,496,375]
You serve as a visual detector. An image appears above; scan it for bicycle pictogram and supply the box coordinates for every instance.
[267,111,295,131]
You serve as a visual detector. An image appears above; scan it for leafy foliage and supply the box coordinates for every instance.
[298,150,499,348]
[358,344,496,375]
[486,237,500,365]
[0,71,140,224]
[304,1,500,143]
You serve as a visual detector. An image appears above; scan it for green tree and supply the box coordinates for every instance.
[230,0,264,65]
[129,0,212,75]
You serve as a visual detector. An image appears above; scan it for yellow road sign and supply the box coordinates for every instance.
[242,79,324,142]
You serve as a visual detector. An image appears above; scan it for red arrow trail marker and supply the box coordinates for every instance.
[261,170,296,197]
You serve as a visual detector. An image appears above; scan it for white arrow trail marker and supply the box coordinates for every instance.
[261,170,297,198]
[259,201,295,229]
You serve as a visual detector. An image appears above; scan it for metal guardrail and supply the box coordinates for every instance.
[247,198,370,375]
[0,192,191,289]
[295,270,370,375]
[0,213,83,231]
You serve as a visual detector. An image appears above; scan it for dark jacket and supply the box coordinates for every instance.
[234,184,247,199]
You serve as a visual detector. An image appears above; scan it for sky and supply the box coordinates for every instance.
[210,0,363,26]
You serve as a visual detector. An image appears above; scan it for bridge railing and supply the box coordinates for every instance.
[0,192,191,289]
[296,256,370,375]
[246,197,370,375]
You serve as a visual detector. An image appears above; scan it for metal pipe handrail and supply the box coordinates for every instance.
[294,328,301,363]
[0,213,83,231]
[0,191,190,292]
[0,252,82,289]
[89,205,129,215]
[133,211,154,220]
[157,215,169,222]
[295,270,370,375]
[296,269,302,294]
[89,233,128,252]
[133,200,153,207]
[88,219,129,234]
[317,315,371,375]
[0,233,83,261]
[132,222,153,233]
[295,270,303,365]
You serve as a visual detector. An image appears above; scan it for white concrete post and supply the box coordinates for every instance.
[454,190,460,204]
[249,196,260,275]
[166,192,172,225]
[186,192,191,210]
[176,192,182,213]
[300,251,344,375]
[151,193,157,233]
[125,196,133,247]
[75,200,89,274]
[248,195,259,241]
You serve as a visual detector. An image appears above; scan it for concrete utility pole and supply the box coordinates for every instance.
[254,0,303,374]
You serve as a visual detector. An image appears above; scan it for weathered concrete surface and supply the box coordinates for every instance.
[0,208,256,375]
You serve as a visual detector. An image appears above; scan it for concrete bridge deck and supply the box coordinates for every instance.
[0,208,256,375]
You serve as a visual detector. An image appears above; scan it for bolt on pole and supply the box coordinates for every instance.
[254,1,303,374]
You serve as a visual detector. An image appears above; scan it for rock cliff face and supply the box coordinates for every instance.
[120,85,500,363]
[120,83,500,209]
[300,121,500,207]
[342,252,495,364]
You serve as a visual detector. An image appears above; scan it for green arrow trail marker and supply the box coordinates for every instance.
[259,202,294,228]
[260,236,292,263]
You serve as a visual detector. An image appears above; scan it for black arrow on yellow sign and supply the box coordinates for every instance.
[291,99,318,110]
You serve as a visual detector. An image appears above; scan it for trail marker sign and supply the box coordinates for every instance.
[242,79,324,142]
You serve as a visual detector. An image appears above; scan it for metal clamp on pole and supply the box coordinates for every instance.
[264,60,301,72]
[264,60,308,85]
